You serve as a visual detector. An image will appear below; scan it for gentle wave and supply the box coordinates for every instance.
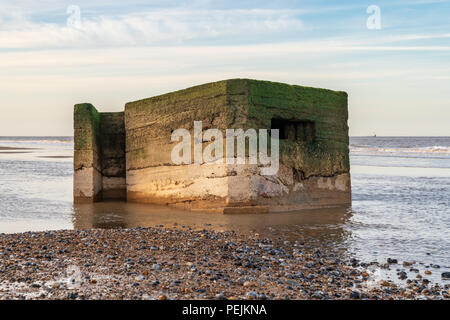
[0,138,73,144]
[350,145,450,154]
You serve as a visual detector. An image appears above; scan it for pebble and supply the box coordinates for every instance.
[0,228,447,300]
[152,263,161,271]
[246,291,258,299]
[387,258,398,264]
[216,293,226,300]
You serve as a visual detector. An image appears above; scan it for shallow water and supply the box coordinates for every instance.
[0,136,449,284]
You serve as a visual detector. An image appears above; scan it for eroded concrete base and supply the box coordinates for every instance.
[126,163,229,210]
[73,167,103,203]
[125,163,350,214]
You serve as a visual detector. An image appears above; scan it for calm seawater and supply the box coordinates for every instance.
[0,136,449,282]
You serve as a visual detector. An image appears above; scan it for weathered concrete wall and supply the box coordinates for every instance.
[74,103,102,203]
[243,79,351,211]
[228,163,351,212]
[75,79,350,212]
[124,81,235,209]
[74,105,126,202]
[123,79,350,212]
[100,112,126,200]
[246,79,349,178]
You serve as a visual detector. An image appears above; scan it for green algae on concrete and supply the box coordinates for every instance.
[73,103,101,168]
[74,79,351,209]
[74,105,126,202]
[243,79,349,178]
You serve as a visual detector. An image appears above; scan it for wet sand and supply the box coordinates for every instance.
[0,227,448,300]
[0,152,33,154]
[0,146,37,154]
[0,146,37,150]
[0,145,71,158]
[36,156,73,159]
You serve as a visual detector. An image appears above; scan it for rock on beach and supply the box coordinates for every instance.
[0,228,448,300]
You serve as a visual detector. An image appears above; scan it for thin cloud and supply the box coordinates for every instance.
[0,8,306,48]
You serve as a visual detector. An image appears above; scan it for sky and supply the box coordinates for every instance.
[0,0,449,136]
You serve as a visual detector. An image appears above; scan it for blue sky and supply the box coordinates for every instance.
[1,0,449,135]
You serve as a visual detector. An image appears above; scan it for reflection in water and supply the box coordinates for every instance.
[72,201,353,247]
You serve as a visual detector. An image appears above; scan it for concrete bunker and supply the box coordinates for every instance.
[74,79,351,213]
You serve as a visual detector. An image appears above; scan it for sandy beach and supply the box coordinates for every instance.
[0,227,448,300]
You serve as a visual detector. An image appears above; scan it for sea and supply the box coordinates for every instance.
[0,136,449,283]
